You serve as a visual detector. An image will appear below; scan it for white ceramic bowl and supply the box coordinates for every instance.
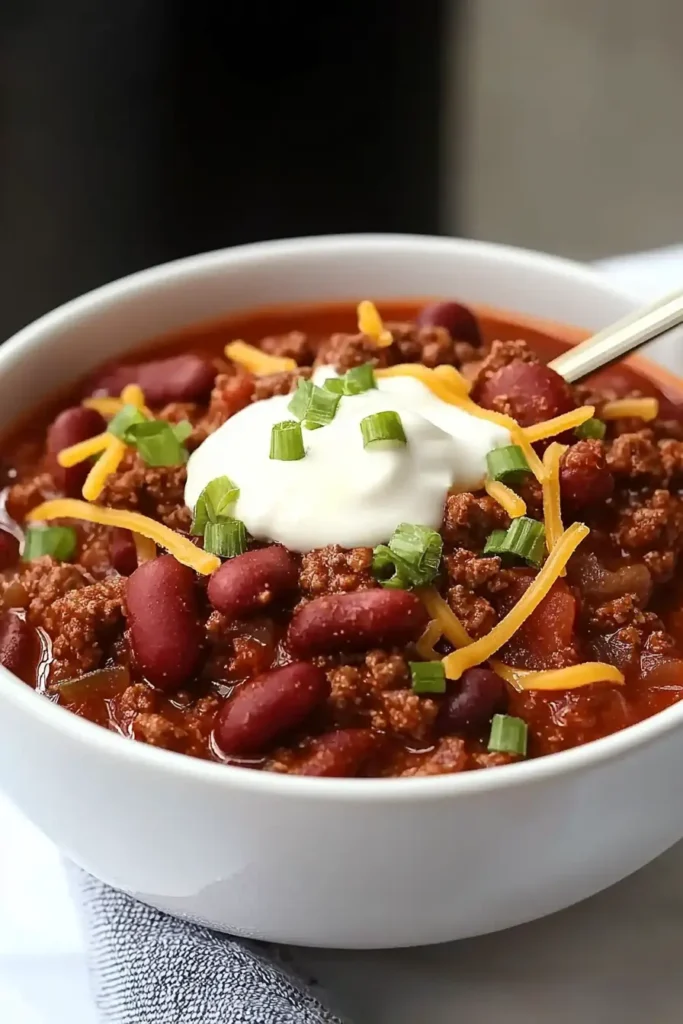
[1,234,681,949]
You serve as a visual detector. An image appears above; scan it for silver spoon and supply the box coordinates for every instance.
[548,286,683,382]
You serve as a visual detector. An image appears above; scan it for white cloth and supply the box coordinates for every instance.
[1,246,683,1024]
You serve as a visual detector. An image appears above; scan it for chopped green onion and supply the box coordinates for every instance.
[575,417,606,441]
[488,714,528,756]
[486,445,530,483]
[372,523,442,589]
[191,476,240,536]
[203,519,247,558]
[107,404,148,440]
[343,363,377,394]
[410,661,446,694]
[483,517,546,567]
[361,411,406,450]
[172,420,193,444]
[323,378,345,395]
[22,525,77,563]
[270,420,305,461]
[125,421,188,467]
[288,379,340,428]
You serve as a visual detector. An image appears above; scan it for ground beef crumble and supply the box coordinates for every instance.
[98,451,190,531]
[43,576,125,683]
[299,545,375,596]
[442,493,509,549]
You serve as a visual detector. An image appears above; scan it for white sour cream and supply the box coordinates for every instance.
[184,367,510,552]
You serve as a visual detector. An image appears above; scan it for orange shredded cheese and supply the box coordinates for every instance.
[133,534,157,564]
[120,384,146,408]
[601,397,659,422]
[376,364,472,403]
[524,405,595,444]
[541,442,568,575]
[441,522,589,679]
[357,300,393,348]
[57,432,111,468]
[417,587,472,649]
[225,340,296,374]
[27,499,220,575]
[83,397,128,417]
[492,660,624,691]
[82,438,126,502]
[431,363,472,397]
[484,478,526,518]
[415,619,443,661]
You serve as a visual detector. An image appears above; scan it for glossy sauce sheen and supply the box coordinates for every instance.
[3,299,683,778]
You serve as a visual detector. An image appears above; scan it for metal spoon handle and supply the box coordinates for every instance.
[548,286,683,382]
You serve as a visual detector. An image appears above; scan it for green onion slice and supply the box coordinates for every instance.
[488,714,528,756]
[323,378,345,395]
[191,476,240,536]
[575,417,606,441]
[410,661,446,694]
[343,363,377,394]
[125,421,188,467]
[372,523,442,589]
[483,517,546,567]
[23,525,77,563]
[486,444,530,483]
[203,518,247,558]
[361,411,407,450]
[288,379,341,428]
[172,420,193,444]
[107,404,148,440]
[270,420,305,461]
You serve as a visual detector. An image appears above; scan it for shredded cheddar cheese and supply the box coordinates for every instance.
[83,397,129,418]
[541,442,568,575]
[120,384,146,408]
[417,587,472,649]
[441,522,589,679]
[510,427,546,484]
[415,619,443,661]
[524,405,595,444]
[431,363,472,397]
[357,300,393,348]
[27,499,220,575]
[224,340,296,374]
[484,478,526,519]
[133,533,157,564]
[376,364,471,403]
[601,397,659,422]
[492,660,624,691]
[81,437,126,502]
[57,432,111,468]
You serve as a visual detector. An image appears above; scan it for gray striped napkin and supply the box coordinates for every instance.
[68,865,349,1024]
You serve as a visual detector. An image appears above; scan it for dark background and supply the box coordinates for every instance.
[0,2,448,341]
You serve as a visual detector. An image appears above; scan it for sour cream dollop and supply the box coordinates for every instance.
[184,367,511,552]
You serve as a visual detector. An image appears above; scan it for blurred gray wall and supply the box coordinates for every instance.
[444,0,683,260]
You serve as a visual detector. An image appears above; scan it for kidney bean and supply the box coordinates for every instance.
[0,614,39,683]
[207,546,298,619]
[0,529,19,570]
[109,528,138,576]
[416,301,481,345]
[47,406,107,496]
[90,354,216,405]
[295,729,376,777]
[438,667,507,735]
[288,590,428,656]
[214,662,329,755]
[127,555,203,691]
[477,361,575,426]
[560,440,614,507]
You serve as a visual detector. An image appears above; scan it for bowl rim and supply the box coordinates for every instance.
[3,230,683,803]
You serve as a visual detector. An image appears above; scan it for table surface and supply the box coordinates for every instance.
[2,246,683,1024]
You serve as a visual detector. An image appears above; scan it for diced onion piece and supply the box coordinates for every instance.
[488,714,527,756]
[442,522,589,680]
[27,499,220,575]
[601,397,659,422]
[225,340,296,374]
[417,587,472,648]
[269,420,305,461]
[82,437,126,501]
[57,432,111,468]
[523,405,595,443]
[415,619,443,660]
[484,479,526,519]
[133,534,157,564]
[360,410,407,450]
[357,300,393,347]
[492,660,625,691]
[542,442,568,575]
[409,660,446,694]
